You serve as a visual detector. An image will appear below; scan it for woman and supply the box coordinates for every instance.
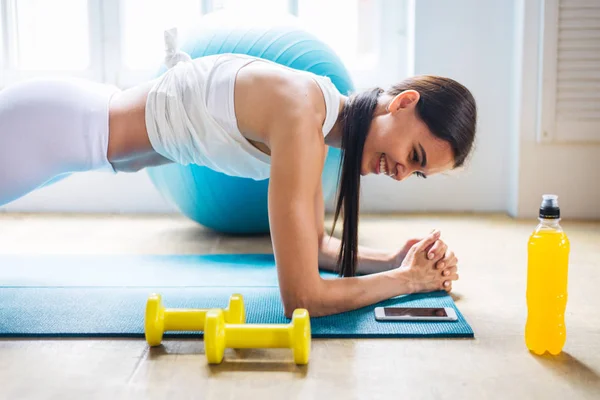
[0,33,477,318]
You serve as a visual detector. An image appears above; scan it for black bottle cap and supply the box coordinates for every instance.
[539,194,560,219]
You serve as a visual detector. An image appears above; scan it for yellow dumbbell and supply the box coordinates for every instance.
[203,308,311,365]
[144,293,245,346]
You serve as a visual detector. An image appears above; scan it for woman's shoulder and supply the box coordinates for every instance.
[234,60,328,137]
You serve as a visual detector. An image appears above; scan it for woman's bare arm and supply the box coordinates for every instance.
[268,113,428,317]
[313,177,396,275]
[318,235,396,275]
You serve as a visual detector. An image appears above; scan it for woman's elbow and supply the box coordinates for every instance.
[282,295,311,319]
[281,287,324,319]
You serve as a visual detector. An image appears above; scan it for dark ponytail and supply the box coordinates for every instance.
[331,76,477,277]
[331,88,382,277]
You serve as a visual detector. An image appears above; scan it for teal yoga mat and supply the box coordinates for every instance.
[0,254,473,338]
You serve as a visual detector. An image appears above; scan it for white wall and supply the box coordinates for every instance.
[0,172,175,213]
[512,0,600,220]
[508,0,525,218]
[360,0,516,213]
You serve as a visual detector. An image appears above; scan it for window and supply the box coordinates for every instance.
[0,2,5,70]
[0,0,413,90]
[212,0,289,15]
[0,0,98,84]
[15,0,90,70]
[298,0,377,73]
[122,0,202,70]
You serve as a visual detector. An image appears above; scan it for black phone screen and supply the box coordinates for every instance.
[383,307,448,317]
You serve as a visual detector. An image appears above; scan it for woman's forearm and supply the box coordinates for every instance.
[318,235,394,275]
[306,268,414,317]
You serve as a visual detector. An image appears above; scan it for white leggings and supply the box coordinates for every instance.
[0,77,119,206]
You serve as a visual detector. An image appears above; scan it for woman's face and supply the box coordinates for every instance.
[360,90,454,180]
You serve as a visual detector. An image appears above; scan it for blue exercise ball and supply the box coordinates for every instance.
[147,11,354,234]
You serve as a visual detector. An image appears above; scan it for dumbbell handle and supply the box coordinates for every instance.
[163,309,207,331]
[223,324,292,349]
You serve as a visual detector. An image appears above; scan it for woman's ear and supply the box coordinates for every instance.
[387,90,420,113]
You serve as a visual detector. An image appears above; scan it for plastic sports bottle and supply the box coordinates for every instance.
[525,194,570,355]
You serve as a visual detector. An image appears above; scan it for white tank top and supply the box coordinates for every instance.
[145,52,341,181]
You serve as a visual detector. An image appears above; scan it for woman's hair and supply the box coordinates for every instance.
[331,76,477,277]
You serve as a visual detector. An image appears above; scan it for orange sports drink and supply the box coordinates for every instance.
[526,194,570,355]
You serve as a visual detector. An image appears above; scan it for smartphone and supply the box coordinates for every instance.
[374,306,458,322]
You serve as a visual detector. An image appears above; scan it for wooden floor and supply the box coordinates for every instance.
[1,213,599,399]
